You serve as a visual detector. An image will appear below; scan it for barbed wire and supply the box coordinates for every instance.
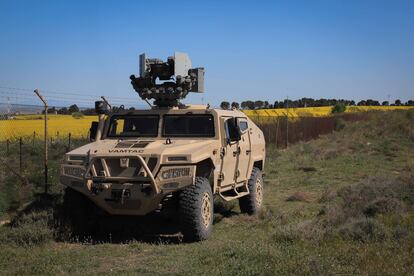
[0,85,142,102]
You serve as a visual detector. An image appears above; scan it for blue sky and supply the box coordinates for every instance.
[0,0,413,107]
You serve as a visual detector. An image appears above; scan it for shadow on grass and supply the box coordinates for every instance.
[3,192,242,245]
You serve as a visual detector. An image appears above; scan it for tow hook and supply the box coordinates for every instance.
[141,186,153,196]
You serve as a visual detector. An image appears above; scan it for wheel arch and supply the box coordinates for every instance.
[195,158,215,187]
[253,160,263,171]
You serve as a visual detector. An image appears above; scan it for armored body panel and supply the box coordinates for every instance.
[60,52,265,241]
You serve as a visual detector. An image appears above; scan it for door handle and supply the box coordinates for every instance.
[246,150,251,155]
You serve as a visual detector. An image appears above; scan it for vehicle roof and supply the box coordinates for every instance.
[110,106,248,118]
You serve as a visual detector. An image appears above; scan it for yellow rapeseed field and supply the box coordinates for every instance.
[0,106,413,141]
[0,114,96,141]
[243,105,414,123]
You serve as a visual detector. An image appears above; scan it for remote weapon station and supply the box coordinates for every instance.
[60,52,266,241]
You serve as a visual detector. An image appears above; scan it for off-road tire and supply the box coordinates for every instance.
[63,187,97,238]
[179,177,213,242]
[239,167,263,214]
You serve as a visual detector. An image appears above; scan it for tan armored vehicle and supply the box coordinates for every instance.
[60,53,265,241]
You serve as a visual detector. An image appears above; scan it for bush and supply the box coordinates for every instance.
[286,191,311,202]
[0,211,54,246]
[71,112,84,119]
[337,218,389,242]
[331,103,347,114]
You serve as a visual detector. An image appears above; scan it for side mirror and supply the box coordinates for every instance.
[232,129,241,142]
[226,118,241,144]
[89,121,98,141]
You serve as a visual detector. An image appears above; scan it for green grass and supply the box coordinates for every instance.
[0,110,413,275]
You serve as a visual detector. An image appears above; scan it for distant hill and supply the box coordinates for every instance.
[0,103,44,114]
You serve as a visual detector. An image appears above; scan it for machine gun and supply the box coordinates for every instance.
[130,52,204,107]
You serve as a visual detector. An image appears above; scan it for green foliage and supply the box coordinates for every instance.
[71,112,84,119]
[0,211,54,246]
[331,103,347,113]
[0,110,413,274]
[220,101,230,110]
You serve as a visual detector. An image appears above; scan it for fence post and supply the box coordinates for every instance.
[286,97,289,148]
[68,132,71,151]
[19,137,22,174]
[33,131,36,147]
[6,139,9,156]
[34,89,48,194]
[275,117,279,148]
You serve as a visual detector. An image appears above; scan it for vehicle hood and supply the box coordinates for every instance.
[66,139,218,163]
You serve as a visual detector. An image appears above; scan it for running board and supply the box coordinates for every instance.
[218,183,250,201]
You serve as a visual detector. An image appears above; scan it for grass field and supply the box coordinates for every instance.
[0,110,413,274]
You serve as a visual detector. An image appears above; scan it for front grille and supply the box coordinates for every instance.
[89,156,157,178]
[63,166,85,178]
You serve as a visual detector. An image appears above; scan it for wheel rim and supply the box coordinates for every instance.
[255,178,263,208]
[201,192,212,228]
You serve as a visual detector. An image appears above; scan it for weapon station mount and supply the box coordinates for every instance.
[130,52,204,108]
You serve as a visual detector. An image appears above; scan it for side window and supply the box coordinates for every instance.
[224,117,240,142]
[237,118,248,133]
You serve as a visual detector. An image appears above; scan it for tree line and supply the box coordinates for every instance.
[220,98,414,110]
[43,104,136,115]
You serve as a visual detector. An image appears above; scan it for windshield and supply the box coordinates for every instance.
[163,114,215,137]
[107,115,159,137]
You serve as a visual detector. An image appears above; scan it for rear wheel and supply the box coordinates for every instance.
[239,167,263,214]
[179,177,213,241]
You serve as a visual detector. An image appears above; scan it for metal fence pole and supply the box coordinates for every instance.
[68,132,71,151]
[33,131,36,147]
[34,89,48,194]
[19,137,22,174]
[6,139,9,156]
[286,96,289,148]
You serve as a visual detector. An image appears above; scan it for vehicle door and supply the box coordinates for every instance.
[235,117,251,182]
[218,117,240,187]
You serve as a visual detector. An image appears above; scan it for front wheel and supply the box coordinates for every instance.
[179,177,213,242]
[239,167,264,214]
[62,187,98,238]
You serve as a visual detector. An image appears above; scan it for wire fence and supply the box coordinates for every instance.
[0,85,375,218]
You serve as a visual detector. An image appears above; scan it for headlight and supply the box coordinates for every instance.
[63,166,85,178]
[161,167,191,179]
[67,155,87,164]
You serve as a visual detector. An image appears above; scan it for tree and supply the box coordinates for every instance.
[231,102,240,109]
[357,100,366,106]
[220,101,230,110]
[366,99,380,106]
[332,103,346,114]
[254,100,264,110]
[68,104,79,113]
[395,99,402,106]
[382,101,389,106]
[406,100,414,106]
[57,107,68,114]
[244,101,255,110]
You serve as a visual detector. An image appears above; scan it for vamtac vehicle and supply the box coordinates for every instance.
[60,52,266,241]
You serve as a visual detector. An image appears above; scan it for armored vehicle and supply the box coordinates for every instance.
[60,53,265,241]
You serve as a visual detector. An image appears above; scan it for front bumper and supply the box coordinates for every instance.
[60,156,195,215]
